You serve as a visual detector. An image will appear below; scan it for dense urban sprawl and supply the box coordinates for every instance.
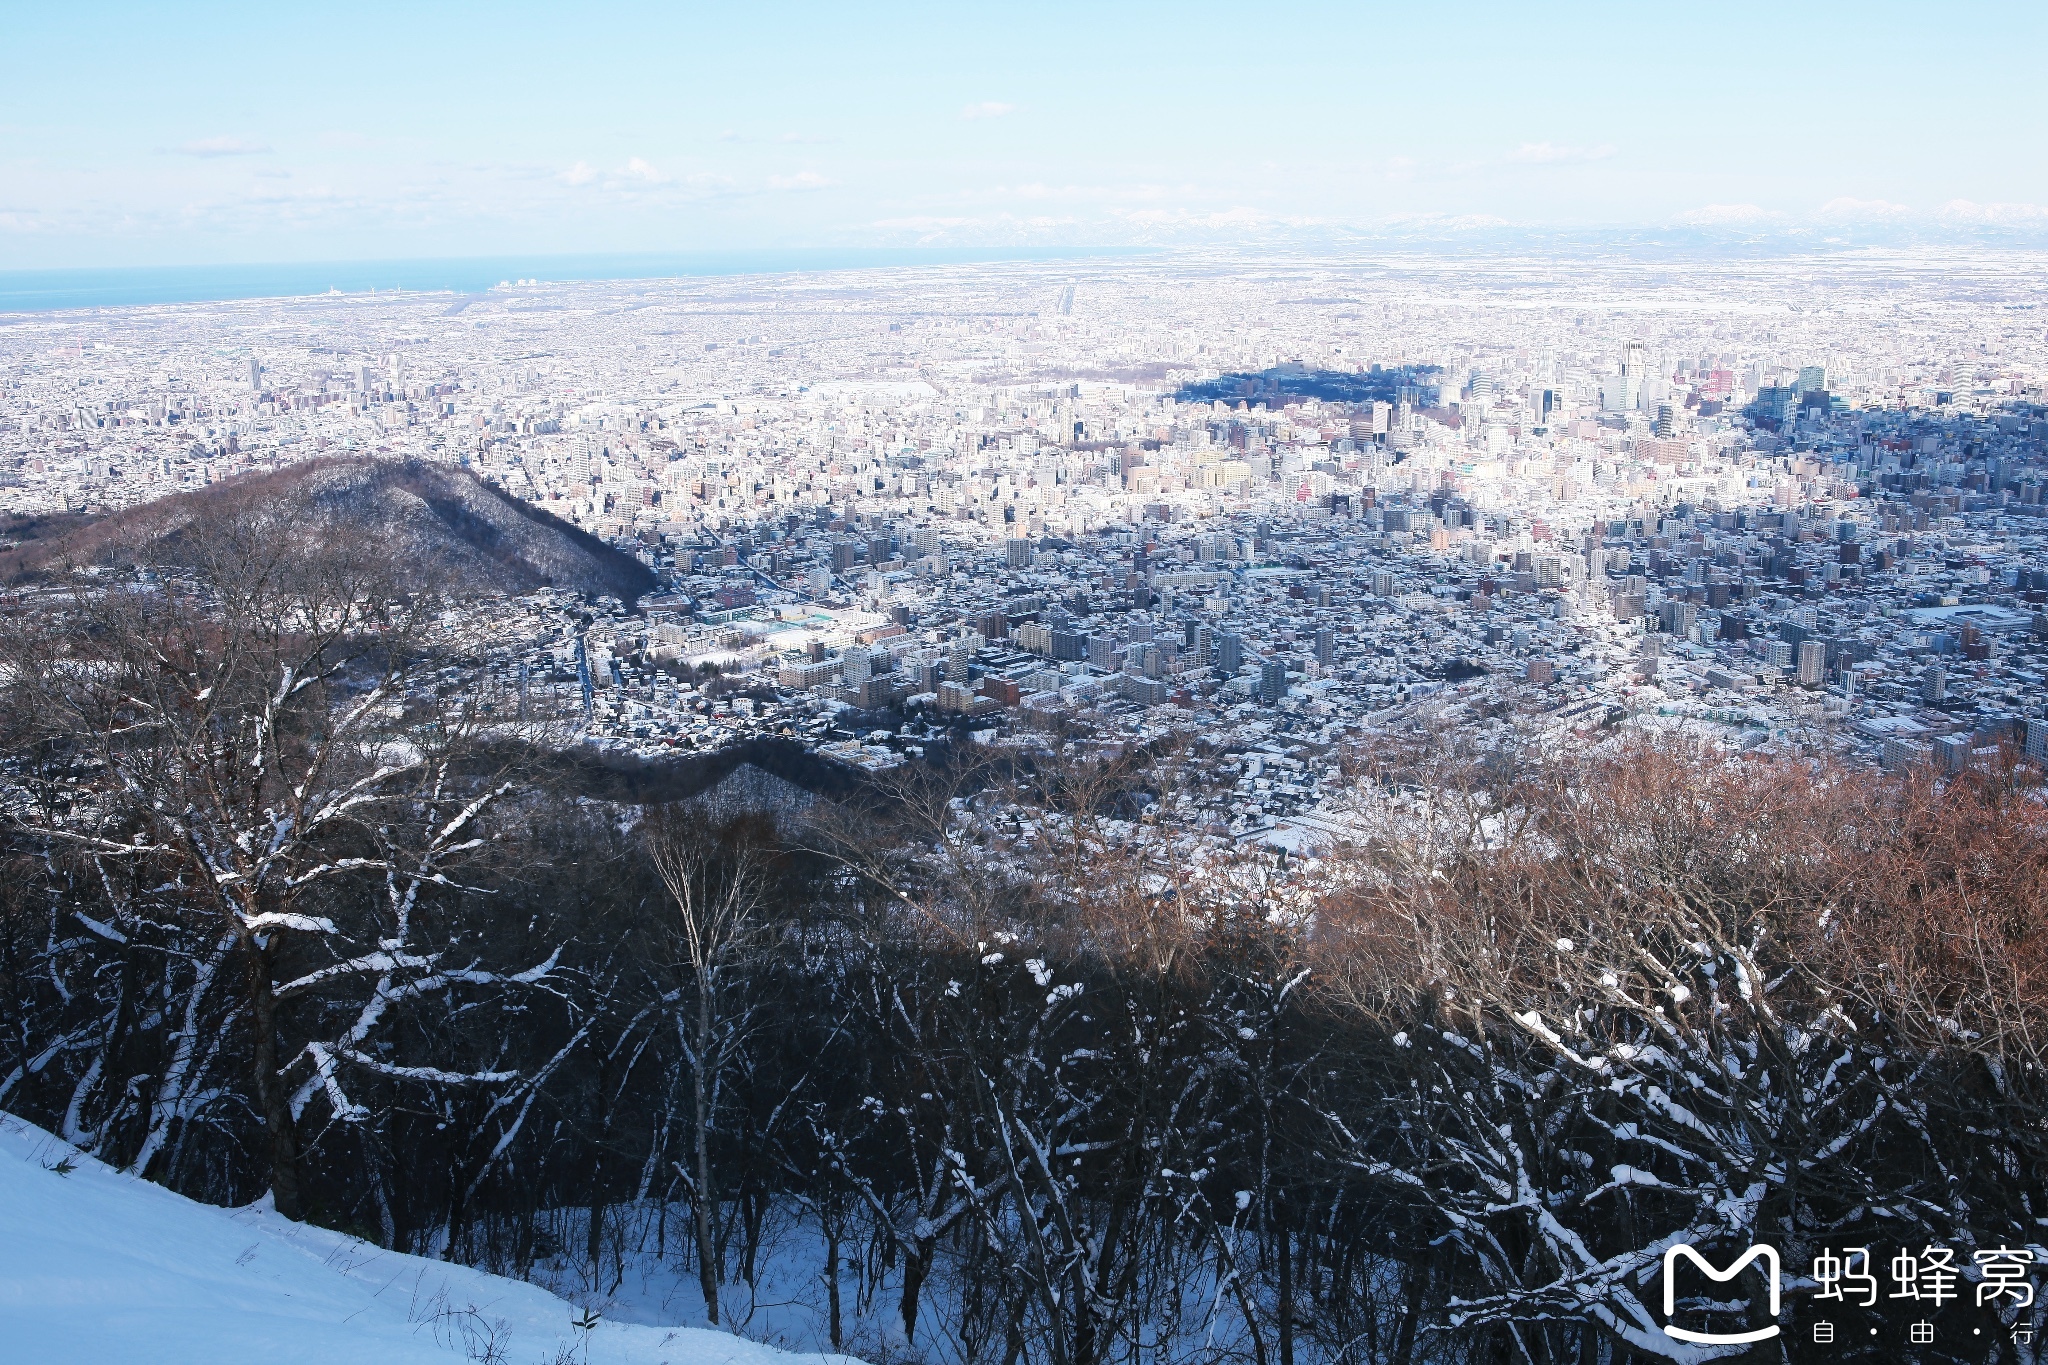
[6,249,2048,846]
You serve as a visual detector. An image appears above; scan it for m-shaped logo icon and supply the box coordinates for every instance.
[1663,1243,1782,1344]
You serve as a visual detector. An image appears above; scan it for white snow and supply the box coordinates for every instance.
[0,1113,862,1365]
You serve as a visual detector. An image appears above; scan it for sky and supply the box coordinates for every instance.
[3,0,2045,269]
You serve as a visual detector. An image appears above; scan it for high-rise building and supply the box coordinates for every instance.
[1660,600,1698,637]
[1752,387,1799,426]
[1615,341,1646,411]
[1258,657,1288,705]
[1352,400,1391,437]
[1215,632,1243,676]
[1315,627,1335,665]
[1797,365,1827,394]
[1796,639,1827,686]
[1880,738,1932,771]
[247,359,262,390]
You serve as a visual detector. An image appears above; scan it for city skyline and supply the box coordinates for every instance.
[5,0,2047,269]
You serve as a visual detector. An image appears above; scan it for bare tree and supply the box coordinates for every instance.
[0,494,556,1218]
[1311,740,1996,1359]
[642,798,772,1326]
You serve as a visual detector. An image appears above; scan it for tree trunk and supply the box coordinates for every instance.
[742,1185,764,1287]
[692,980,719,1326]
[824,1208,844,1352]
[1001,1299,1028,1365]
[1276,1194,1295,1365]
[901,1238,933,1342]
[246,940,302,1221]
[1392,1260,1425,1365]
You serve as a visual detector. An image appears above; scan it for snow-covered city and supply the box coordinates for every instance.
[8,2,2048,1361]
[7,250,2047,838]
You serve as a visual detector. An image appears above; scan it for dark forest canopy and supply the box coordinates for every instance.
[1173,364,1443,408]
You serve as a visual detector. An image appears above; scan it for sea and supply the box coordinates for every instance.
[0,247,1146,315]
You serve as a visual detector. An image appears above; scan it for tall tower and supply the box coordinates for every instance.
[1619,341,1646,411]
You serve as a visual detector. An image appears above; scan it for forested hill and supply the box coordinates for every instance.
[0,456,656,602]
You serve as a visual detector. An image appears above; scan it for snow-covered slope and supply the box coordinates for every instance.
[0,1114,859,1365]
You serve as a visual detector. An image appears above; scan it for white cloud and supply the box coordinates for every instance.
[965,182,1183,205]
[767,171,832,190]
[717,130,836,145]
[559,161,597,187]
[1377,212,1512,232]
[871,215,976,231]
[1508,141,1616,165]
[170,136,272,158]
[960,101,1015,120]
[1377,154,1491,184]
[1670,203,1781,226]
[622,157,667,184]
[1815,196,1912,220]
[867,211,1081,246]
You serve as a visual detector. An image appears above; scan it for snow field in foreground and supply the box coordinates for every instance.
[0,1113,863,1365]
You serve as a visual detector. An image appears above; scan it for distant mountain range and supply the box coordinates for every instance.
[0,457,657,602]
[859,213,2048,257]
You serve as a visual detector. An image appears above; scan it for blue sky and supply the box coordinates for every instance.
[3,0,2044,267]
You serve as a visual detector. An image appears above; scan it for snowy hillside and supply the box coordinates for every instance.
[0,1114,860,1365]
